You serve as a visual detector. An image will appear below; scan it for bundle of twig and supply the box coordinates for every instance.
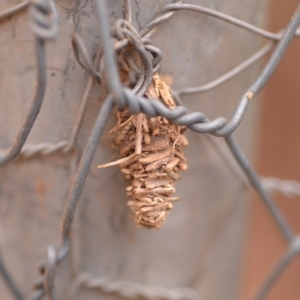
[99,74,188,229]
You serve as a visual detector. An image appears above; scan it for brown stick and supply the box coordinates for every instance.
[139,147,172,164]
[135,113,144,154]
[97,153,136,169]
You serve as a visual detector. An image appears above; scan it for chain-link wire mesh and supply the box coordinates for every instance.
[1,0,300,299]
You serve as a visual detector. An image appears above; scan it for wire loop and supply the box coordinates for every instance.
[30,0,58,40]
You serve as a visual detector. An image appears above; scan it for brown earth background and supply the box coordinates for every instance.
[240,0,300,299]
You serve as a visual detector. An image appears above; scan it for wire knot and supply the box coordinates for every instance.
[110,18,162,96]
[30,0,58,40]
[32,246,58,300]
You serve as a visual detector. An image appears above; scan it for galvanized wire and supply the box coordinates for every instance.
[261,177,300,198]
[0,0,58,167]
[175,41,274,96]
[0,0,300,300]
[69,273,199,300]
[254,237,300,300]
[71,33,102,84]
[0,0,58,299]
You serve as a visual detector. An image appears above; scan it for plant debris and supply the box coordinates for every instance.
[98,74,188,229]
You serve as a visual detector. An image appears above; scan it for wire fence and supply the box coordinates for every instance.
[1,0,300,299]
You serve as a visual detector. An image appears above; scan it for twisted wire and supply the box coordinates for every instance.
[30,0,58,40]
[16,44,101,159]
[0,0,58,299]
[5,1,300,158]
[32,246,58,300]
[70,19,161,96]
[92,2,300,300]
[69,0,295,102]
[17,137,300,200]
[31,1,300,299]
[138,0,182,38]
[43,246,56,300]
[112,0,300,99]
[261,177,300,198]
[119,29,153,95]
[96,0,300,138]
[69,273,199,300]
[20,140,68,158]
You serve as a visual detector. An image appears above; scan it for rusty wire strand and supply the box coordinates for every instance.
[0,40,45,166]
[60,95,114,255]
[0,0,58,166]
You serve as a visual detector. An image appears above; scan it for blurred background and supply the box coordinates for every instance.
[240,0,300,299]
[1,0,300,299]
